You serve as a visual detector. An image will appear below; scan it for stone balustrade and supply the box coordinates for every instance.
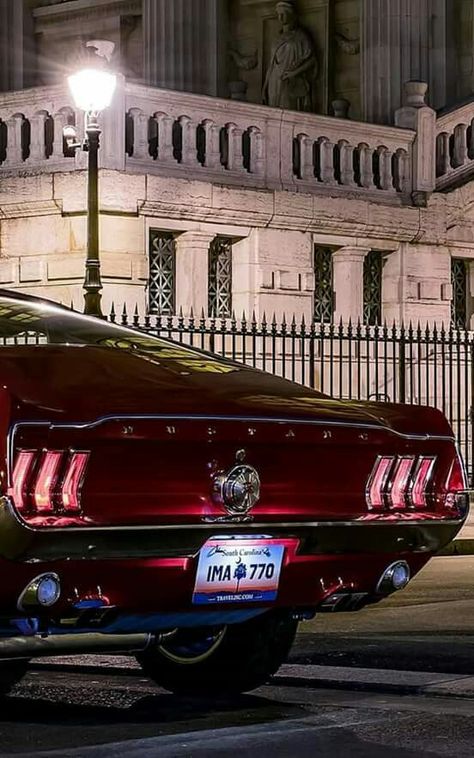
[436,100,474,190]
[0,77,451,202]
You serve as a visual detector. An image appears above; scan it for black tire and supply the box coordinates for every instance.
[0,660,29,697]
[136,610,297,695]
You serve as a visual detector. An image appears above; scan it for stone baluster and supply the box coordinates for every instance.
[436,132,451,176]
[225,123,243,171]
[453,124,468,168]
[202,119,221,170]
[317,137,336,184]
[248,126,264,176]
[4,113,25,165]
[375,147,394,191]
[469,119,474,160]
[296,133,314,181]
[128,108,149,161]
[154,112,175,163]
[29,110,48,162]
[338,140,356,186]
[52,109,73,160]
[393,149,410,192]
[179,115,198,167]
[357,143,376,189]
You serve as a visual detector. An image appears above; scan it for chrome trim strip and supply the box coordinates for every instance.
[7,414,456,484]
[0,494,465,536]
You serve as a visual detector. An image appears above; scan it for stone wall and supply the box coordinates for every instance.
[0,164,464,327]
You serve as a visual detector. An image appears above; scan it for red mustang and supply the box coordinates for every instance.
[0,291,468,695]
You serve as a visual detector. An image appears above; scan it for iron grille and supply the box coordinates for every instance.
[208,236,232,317]
[451,258,468,329]
[314,246,334,323]
[149,230,175,315]
[363,251,383,325]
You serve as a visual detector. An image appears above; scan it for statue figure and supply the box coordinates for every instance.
[262,1,316,111]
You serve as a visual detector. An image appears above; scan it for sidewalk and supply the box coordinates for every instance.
[440,502,474,554]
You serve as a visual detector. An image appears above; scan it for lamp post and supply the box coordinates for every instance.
[67,42,117,317]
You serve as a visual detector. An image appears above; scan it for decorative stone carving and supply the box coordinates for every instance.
[262,1,317,111]
[228,48,258,101]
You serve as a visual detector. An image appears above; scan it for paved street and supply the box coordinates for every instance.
[1,556,474,757]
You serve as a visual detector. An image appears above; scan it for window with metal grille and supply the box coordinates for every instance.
[208,236,232,317]
[451,257,468,329]
[363,251,383,325]
[314,246,334,323]
[149,230,176,315]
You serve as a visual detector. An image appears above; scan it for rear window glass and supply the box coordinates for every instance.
[0,298,239,374]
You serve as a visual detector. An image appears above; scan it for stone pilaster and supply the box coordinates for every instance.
[0,0,25,91]
[332,247,370,323]
[143,0,228,96]
[362,0,449,123]
[175,231,215,317]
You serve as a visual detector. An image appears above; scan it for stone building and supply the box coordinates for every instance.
[0,0,474,327]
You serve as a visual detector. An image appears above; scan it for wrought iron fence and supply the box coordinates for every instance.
[110,307,474,481]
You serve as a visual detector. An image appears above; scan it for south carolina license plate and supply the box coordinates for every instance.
[192,538,285,605]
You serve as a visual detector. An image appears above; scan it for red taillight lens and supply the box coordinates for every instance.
[34,451,63,512]
[388,457,415,509]
[60,452,90,512]
[367,456,394,509]
[9,448,90,522]
[443,454,468,515]
[367,455,438,512]
[409,457,435,508]
[9,450,36,512]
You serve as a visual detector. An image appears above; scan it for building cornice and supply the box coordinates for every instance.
[34,0,141,30]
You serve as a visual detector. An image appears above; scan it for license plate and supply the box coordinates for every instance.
[193,538,285,605]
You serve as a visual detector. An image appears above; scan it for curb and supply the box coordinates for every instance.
[438,539,474,556]
[30,659,474,700]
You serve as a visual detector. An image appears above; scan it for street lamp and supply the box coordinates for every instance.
[67,41,117,317]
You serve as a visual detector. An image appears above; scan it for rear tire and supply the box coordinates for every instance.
[136,610,297,695]
[0,660,29,697]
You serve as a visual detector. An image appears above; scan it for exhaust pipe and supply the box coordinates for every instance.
[0,632,152,660]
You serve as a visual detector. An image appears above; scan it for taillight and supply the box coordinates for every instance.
[442,453,469,516]
[61,452,90,512]
[11,450,36,512]
[34,451,63,512]
[367,455,436,511]
[409,457,435,508]
[8,449,90,522]
[366,456,394,508]
[387,457,415,509]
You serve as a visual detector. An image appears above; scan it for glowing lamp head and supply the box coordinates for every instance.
[68,68,117,113]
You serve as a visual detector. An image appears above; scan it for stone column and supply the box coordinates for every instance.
[0,0,25,91]
[143,0,228,96]
[362,0,449,123]
[332,247,370,323]
[175,231,215,317]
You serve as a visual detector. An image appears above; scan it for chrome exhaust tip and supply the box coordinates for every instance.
[376,561,410,596]
[17,573,61,611]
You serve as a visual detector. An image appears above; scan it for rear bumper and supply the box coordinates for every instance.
[0,496,466,620]
[0,496,466,562]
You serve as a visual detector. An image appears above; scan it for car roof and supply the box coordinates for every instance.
[0,289,72,312]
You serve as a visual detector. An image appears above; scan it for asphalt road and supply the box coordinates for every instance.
[1,556,473,758]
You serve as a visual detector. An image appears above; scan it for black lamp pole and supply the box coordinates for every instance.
[83,112,103,317]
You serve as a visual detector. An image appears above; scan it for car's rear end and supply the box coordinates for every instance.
[1,394,468,627]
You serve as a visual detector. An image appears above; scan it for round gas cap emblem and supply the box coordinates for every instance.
[213,464,261,516]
